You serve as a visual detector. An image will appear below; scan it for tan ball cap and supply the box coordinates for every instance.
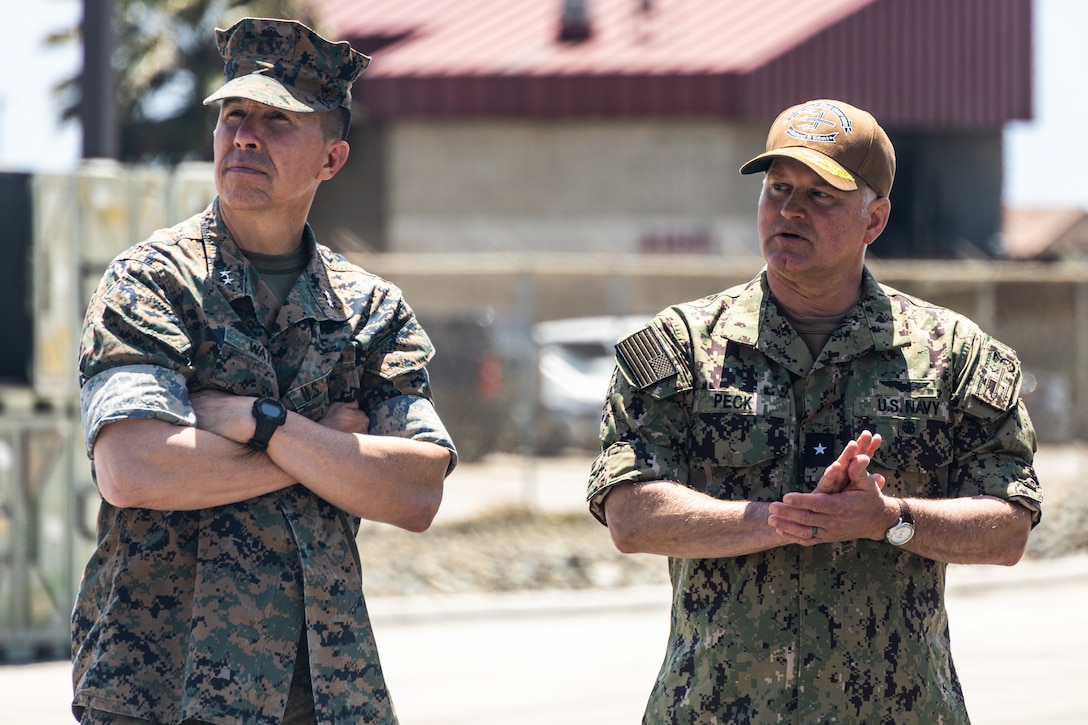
[740,99,896,198]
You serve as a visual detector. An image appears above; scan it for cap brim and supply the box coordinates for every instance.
[203,73,333,113]
[739,147,858,191]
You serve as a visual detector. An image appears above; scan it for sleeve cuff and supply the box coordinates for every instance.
[368,394,458,475]
[80,364,196,458]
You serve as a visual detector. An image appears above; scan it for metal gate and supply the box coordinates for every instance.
[0,412,96,662]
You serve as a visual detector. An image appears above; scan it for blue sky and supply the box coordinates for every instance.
[1,0,1080,209]
[1,0,82,172]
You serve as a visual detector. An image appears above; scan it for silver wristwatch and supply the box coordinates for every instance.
[885,498,915,546]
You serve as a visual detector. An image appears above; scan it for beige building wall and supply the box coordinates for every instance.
[385,119,767,255]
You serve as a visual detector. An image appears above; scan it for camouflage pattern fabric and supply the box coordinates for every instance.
[73,202,455,724]
[588,268,1042,724]
[203,17,370,113]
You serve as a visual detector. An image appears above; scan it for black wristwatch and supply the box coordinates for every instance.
[249,396,287,451]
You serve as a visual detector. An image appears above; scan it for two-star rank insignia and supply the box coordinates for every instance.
[219,270,234,285]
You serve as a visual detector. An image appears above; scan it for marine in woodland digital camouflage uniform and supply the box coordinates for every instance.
[72,18,455,725]
[588,100,1043,724]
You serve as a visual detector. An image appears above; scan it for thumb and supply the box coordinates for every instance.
[812,460,846,494]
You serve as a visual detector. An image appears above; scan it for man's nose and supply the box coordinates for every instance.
[780,191,806,218]
[233,117,260,148]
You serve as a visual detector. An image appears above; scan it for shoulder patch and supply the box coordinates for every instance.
[969,339,1020,412]
[616,327,681,389]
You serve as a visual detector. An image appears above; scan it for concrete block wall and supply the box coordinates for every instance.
[384,119,766,256]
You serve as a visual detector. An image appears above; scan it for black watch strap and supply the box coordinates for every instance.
[249,397,287,451]
[885,498,916,546]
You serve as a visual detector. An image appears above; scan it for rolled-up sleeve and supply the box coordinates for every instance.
[951,332,1043,524]
[369,392,457,473]
[588,320,694,525]
[351,288,458,474]
[80,364,196,458]
[79,252,196,458]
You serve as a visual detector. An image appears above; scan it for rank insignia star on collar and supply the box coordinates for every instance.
[220,270,234,285]
[324,290,335,307]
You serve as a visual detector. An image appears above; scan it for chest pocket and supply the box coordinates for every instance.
[199,325,274,396]
[854,379,953,492]
[690,387,792,467]
[284,340,362,421]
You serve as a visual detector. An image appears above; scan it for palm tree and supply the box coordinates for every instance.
[52,0,320,164]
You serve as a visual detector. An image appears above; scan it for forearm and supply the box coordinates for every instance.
[198,393,449,531]
[265,413,449,531]
[93,418,296,510]
[772,478,1032,565]
[603,480,785,558]
[898,495,1032,566]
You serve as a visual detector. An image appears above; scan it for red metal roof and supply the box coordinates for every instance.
[311,0,1031,126]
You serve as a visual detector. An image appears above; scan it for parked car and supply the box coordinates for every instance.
[531,315,649,454]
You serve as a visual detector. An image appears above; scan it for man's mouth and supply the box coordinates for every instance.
[226,164,265,175]
[776,229,807,242]
[225,155,269,175]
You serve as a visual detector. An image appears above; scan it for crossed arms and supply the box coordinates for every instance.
[93,391,451,532]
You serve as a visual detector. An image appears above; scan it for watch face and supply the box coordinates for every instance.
[887,523,915,546]
[258,399,283,417]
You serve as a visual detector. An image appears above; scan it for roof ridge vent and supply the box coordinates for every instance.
[558,0,592,42]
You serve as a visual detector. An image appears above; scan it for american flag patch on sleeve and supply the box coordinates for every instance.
[616,327,680,389]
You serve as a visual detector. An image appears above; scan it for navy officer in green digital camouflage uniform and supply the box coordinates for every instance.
[72,18,455,725]
[588,99,1043,724]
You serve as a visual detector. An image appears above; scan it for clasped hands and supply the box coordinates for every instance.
[766,430,891,546]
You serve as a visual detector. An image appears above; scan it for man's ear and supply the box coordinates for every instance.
[863,197,892,246]
[321,140,350,181]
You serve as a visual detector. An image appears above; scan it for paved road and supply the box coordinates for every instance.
[376,558,1088,725]
[6,556,1088,725]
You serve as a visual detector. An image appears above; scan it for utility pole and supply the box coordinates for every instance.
[81,0,118,159]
